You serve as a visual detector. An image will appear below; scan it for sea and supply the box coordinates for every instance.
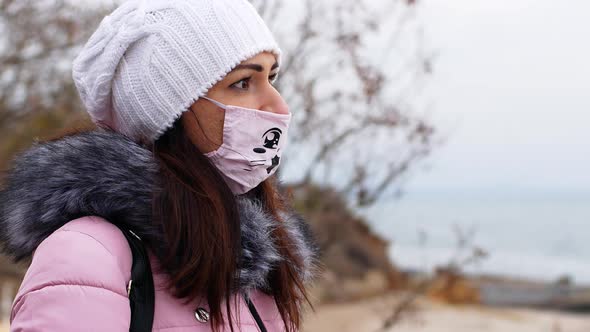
[360,189,590,286]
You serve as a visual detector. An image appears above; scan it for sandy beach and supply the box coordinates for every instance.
[302,292,590,332]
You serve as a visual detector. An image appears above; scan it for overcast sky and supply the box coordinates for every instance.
[404,0,590,196]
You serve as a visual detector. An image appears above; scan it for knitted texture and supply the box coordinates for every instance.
[72,0,282,143]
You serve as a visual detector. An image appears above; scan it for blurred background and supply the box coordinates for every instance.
[1,0,589,331]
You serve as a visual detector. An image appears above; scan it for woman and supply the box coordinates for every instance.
[0,0,321,331]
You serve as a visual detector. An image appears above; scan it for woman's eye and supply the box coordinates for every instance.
[269,73,279,84]
[231,77,251,90]
[230,73,278,90]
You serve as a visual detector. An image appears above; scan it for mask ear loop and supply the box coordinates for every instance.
[200,96,227,109]
[190,97,269,168]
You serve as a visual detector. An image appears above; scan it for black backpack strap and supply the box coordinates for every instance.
[242,292,268,332]
[119,227,155,332]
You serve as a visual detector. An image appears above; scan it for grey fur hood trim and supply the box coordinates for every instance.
[0,129,321,292]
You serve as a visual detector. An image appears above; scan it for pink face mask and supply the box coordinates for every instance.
[197,96,292,195]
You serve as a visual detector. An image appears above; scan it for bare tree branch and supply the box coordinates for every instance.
[2,0,437,210]
[253,0,437,207]
[375,225,488,331]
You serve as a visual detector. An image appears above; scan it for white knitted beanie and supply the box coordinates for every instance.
[72,0,281,143]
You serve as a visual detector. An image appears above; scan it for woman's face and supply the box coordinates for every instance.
[182,51,289,153]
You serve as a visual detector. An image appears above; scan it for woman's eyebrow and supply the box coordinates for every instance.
[231,62,279,73]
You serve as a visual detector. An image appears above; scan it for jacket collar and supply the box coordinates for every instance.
[0,129,320,293]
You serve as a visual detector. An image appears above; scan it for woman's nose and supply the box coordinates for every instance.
[261,88,290,115]
[266,100,290,115]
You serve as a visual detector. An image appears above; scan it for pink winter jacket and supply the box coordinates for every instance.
[0,130,321,331]
[10,216,286,331]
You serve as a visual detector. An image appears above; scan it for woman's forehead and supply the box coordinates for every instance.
[227,52,280,75]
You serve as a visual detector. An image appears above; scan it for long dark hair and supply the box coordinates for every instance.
[149,117,312,332]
